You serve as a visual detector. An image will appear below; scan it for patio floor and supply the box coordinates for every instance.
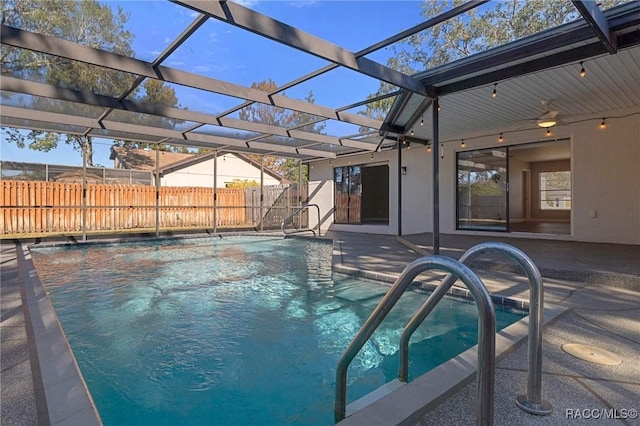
[326,230,640,426]
[1,231,639,425]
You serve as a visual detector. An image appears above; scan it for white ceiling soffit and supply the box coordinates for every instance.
[390,2,640,137]
[408,46,640,142]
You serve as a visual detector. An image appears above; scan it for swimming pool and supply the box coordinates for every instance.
[31,236,525,426]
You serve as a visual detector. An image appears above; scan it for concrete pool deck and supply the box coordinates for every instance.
[1,232,639,425]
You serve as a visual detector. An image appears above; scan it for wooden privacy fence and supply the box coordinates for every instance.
[0,180,270,235]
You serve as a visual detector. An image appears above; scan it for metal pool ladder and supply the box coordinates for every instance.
[334,243,551,425]
[399,242,552,416]
[335,255,497,425]
[281,203,321,236]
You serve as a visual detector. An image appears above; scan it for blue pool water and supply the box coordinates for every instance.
[31,236,525,426]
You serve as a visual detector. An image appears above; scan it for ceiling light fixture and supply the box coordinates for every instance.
[492,83,497,98]
[537,118,557,128]
[600,118,607,129]
[579,61,586,77]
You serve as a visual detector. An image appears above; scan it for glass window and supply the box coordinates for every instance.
[457,148,508,231]
[539,171,571,210]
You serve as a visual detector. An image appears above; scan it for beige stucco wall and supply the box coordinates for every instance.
[161,154,281,188]
[307,110,639,244]
[308,147,431,235]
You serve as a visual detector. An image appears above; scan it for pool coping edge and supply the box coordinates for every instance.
[18,244,102,426]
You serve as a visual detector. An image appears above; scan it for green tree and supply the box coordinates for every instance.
[1,0,134,165]
[239,79,325,184]
[111,79,188,153]
[226,179,260,189]
[362,0,625,120]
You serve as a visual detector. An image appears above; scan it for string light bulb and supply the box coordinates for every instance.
[410,128,414,136]
[420,115,424,126]
[407,142,411,149]
[461,139,466,148]
[599,118,607,129]
[546,128,552,136]
[427,144,431,152]
[492,83,497,98]
[498,133,504,143]
[579,61,586,77]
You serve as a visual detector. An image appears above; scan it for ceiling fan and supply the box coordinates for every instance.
[534,99,560,128]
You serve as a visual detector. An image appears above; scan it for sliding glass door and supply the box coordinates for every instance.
[334,165,361,224]
[457,148,508,231]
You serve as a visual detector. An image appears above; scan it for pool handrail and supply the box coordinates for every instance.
[335,255,496,425]
[281,203,321,236]
[398,242,552,415]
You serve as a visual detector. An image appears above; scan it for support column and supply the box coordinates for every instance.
[213,151,218,233]
[397,137,403,236]
[260,155,264,232]
[432,98,440,255]
[155,145,160,238]
[82,143,87,241]
[298,159,303,229]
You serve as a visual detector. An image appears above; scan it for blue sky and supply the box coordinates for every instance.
[1,0,425,167]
